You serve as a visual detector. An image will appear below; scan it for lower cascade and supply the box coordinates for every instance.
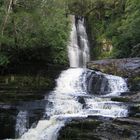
[10,68,129,140]
[9,16,129,140]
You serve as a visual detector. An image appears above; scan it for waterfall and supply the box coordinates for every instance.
[9,15,129,140]
[68,15,90,67]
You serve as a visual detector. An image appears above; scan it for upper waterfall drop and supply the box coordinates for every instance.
[68,15,90,68]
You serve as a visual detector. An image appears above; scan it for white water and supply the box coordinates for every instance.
[103,74,128,96]
[15,111,28,138]
[12,68,128,140]
[95,71,129,96]
[68,15,90,67]
[10,16,129,140]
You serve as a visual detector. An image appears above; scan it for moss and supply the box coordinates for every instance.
[58,120,102,140]
[68,120,101,130]
[0,75,53,89]
[0,74,53,103]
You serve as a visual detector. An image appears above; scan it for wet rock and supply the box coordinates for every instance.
[58,117,140,140]
[77,96,86,106]
[87,57,140,92]
[0,107,17,139]
[0,99,47,139]
[114,117,140,125]
[87,72,110,95]
[129,104,140,118]
[129,76,140,91]
[87,57,140,78]
[0,88,46,103]
[111,92,140,103]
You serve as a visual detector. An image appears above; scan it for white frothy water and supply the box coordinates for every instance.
[12,68,128,140]
[103,74,128,96]
[9,16,129,140]
[93,71,129,96]
[77,18,90,67]
[68,15,90,67]
[68,16,80,67]
[15,111,28,138]
[15,117,65,140]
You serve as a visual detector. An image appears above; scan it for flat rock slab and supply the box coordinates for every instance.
[87,57,140,77]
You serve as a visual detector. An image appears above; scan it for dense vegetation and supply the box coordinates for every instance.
[0,0,139,71]
[0,0,70,72]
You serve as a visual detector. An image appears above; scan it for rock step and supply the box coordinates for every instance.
[58,117,140,140]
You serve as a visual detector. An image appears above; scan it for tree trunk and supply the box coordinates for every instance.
[0,0,18,49]
[12,0,18,48]
[0,0,13,50]
[1,0,13,36]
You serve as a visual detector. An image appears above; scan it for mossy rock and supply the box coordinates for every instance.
[58,117,140,140]
[87,58,140,78]
[128,76,140,91]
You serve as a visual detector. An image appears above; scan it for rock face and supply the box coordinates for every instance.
[87,57,140,78]
[0,94,47,139]
[58,117,140,140]
[87,72,111,95]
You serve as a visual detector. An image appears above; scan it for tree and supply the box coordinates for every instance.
[0,0,70,70]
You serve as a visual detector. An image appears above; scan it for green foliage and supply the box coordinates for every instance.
[0,0,139,69]
[0,0,70,69]
[6,75,52,88]
[100,0,140,58]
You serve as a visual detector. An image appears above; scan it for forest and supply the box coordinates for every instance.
[0,0,140,72]
[0,0,140,139]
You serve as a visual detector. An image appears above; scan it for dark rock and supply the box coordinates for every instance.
[114,117,140,126]
[120,91,138,96]
[87,72,110,95]
[0,107,17,139]
[111,92,140,103]
[0,99,47,139]
[77,96,86,107]
[128,77,140,91]
[129,104,140,118]
[58,117,140,140]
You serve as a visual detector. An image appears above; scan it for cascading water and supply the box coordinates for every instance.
[15,111,28,138]
[9,15,129,140]
[68,15,90,67]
